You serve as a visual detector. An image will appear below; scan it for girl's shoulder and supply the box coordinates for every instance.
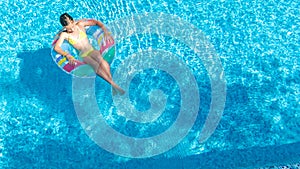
[59,31,69,39]
[76,19,89,26]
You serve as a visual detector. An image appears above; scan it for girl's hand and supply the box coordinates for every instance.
[66,55,76,66]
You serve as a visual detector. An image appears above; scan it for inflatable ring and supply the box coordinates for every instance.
[51,25,116,77]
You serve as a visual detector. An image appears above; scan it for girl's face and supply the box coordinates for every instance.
[64,19,75,33]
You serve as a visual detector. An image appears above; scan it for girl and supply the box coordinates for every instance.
[54,13,124,95]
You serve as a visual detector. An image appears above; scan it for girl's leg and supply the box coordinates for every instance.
[97,57,119,95]
[90,51,113,80]
[84,51,124,94]
[97,62,124,93]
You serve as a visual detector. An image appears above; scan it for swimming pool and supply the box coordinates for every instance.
[0,0,299,168]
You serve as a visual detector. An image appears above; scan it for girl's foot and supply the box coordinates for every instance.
[112,88,118,96]
[113,87,125,96]
[117,88,125,95]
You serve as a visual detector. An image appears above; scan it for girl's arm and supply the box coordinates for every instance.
[79,19,109,34]
[54,32,75,63]
[78,19,113,42]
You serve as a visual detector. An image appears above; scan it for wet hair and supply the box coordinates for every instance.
[59,13,74,26]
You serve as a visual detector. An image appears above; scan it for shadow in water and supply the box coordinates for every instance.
[17,48,76,112]
[16,47,79,125]
[0,47,110,168]
[18,48,71,101]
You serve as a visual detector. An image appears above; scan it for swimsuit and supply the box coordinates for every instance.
[68,26,87,45]
[80,47,94,58]
[67,26,94,58]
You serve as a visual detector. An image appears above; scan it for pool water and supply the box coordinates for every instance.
[0,0,299,168]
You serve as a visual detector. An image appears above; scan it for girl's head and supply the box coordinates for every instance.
[60,13,75,33]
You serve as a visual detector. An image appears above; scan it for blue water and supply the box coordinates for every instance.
[0,0,299,168]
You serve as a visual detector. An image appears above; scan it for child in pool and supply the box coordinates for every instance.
[54,13,124,95]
